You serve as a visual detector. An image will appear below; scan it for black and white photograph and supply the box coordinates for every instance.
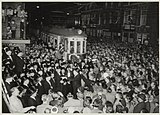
[1,1,159,113]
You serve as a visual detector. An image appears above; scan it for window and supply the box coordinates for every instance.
[140,10,147,25]
[55,39,57,47]
[64,39,68,51]
[83,41,85,53]
[124,10,130,24]
[70,41,74,54]
[130,10,136,25]
[77,41,81,53]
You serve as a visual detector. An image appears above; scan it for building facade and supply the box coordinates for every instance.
[76,2,123,42]
[72,2,158,45]
[2,2,27,40]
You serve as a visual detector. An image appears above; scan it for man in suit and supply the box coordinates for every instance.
[27,89,40,107]
[54,67,61,91]
[4,73,15,97]
[3,48,16,72]
[70,69,82,99]
[14,52,25,76]
[36,75,45,99]
[133,94,147,113]
[42,72,56,94]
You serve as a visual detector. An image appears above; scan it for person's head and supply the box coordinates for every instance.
[5,74,13,83]
[6,50,12,56]
[10,87,20,96]
[89,68,93,72]
[41,94,49,103]
[73,69,78,76]
[141,83,147,90]
[56,67,61,73]
[116,104,124,113]
[84,96,92,107]
[11,20,15,24]
[38,70,43,76]
[125,94,133,103]
[37,58,41,62]
[137,94,146,102]
[93,98,102,108]
[110,84,116,91]
[44,108,51,113]
[33,63,38,69]
[105,101,113,113]
[61,68,65,74]
[116,92,123,100]
[51,73,54,78]
[23,79,30,85]
[67,93,73,99]
[45,76,51,81]
[21,19,25,22]
[57,97,63,106]
[151,81,156,89]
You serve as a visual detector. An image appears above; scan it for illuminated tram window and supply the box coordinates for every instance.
[70,41,74,54]
[77,41,81,53]
[83,41,85,53]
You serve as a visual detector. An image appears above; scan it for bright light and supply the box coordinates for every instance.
[78,30,82,34]
[67,13,69,15]
[36,6,39,9]
[42,17,44,19]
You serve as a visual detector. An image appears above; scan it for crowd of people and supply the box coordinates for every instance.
[2,40,159,113]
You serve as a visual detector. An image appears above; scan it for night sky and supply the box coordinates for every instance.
[25,2,84,26]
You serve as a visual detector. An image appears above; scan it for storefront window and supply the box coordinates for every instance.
[77,41,81,53]
[70,41,74,54]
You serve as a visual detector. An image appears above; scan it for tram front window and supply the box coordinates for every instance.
[77,41,81,53]
[70,41,74,54]
[83,41,85,53]
[64,39,68,51]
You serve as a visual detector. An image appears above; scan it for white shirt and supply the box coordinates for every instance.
[9,96,24,113]
[82,107,92,113]
[64,98,83,113]
[37,103,53,113]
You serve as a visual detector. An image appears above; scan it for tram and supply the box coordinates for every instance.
[40,26,87,61]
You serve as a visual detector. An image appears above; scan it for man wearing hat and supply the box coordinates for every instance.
[9,87,35,113]
[4,48,16,71]
[42,72,56,94]
[91,98,103,113]
[133,93,147,113]
[14,52,24,76]
[4,73,15,96]
[69,68,82,98]
[35,75,45,99]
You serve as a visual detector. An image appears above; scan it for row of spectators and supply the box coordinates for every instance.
[2,41,159,113]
